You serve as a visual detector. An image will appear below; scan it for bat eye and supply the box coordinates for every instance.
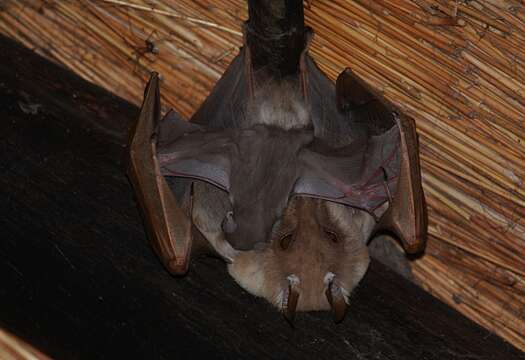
[280,233,295,250]
[323,228,339,244]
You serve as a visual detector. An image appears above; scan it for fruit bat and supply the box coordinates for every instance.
[128,16,427,322]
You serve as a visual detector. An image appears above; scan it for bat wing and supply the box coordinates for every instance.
[296,65,427,253]
[149,45,426,254]
[156,111,235,191]
[295,126,399,211]
[380,112,428,253]
[128,73,193,274]
[154,48,314,251]
[156,111,312,250]
[131,54,255,261]
[154,48,252,193]
[190,48,252,128]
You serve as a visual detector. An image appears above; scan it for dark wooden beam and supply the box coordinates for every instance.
[246,0,305,77]
[0,35,523,360]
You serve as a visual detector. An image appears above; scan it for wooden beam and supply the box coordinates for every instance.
[0,328,52,360]
[0,35,523,360]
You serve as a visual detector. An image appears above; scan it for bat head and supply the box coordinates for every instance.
[227,196,374,323]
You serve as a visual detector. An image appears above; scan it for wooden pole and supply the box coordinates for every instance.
[246,0,305,77]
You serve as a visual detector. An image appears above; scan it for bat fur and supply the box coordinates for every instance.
[129,4,426,321]
[181,83,399,315]
[228,196,373,312]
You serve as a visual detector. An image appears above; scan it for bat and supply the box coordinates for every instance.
[128,6,427,322]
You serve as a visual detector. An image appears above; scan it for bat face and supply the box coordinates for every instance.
[227,196,374,321]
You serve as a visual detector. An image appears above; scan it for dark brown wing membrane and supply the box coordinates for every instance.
[293,60,400,213]
[293,61,426,253]
[157,112,312,250]
[378,114,428,253]
[333,68,426,253]
[157,112,235,191]
[190,48,252,128]
[295,126,399,212]
[149,41,426,254]
[128,73,192,274]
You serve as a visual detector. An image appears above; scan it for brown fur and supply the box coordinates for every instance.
[228,197,374,312]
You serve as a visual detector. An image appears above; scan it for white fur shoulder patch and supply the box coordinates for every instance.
[248,81,310,130]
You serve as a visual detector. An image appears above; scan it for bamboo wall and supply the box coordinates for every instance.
[1,0,524,350]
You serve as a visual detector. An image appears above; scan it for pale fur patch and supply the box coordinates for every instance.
[323,272,336,285]
[287,274,300,285]
[325,202,352,230]
[324,272,351,304]
[191,208,238,263]
[247,81,310,130]
[227,254,267,298]
[228,252,289,309]
[339,286,351,304]
[325,202,372,304]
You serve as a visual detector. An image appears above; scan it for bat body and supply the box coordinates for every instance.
[128,1,427,322]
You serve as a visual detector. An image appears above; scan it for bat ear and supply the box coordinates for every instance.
[156,114,235,191]
[128,73,192,275]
